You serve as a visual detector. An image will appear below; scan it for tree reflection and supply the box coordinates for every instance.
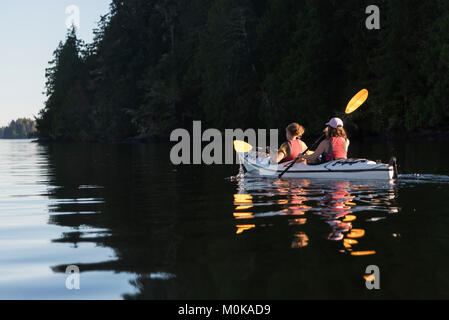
[42,142,399,299]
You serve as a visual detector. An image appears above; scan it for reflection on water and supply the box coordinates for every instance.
[232,174,399,258]
[2,139,449,299]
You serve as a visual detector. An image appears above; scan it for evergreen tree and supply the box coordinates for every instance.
[34,0,449,141]
[0,118,36,139]
[36,27,88,140]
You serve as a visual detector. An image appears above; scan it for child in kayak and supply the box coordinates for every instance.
[301,118,349,164]
[277,123,308,163]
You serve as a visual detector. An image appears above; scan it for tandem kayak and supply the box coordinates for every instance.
[237,151,398,180]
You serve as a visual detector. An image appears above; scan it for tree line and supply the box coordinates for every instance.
[0,118,36,139]
[36,0,449,142]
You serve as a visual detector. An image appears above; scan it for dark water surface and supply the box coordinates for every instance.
[1,139,449,299]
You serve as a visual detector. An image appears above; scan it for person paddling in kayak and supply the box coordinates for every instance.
[277,123,308,163]
[301,118,349,164]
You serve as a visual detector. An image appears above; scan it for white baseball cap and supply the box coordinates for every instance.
[326,117,344,128]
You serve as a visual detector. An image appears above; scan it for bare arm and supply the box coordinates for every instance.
[344,139,350,153]
[277,152,285,163]
[302,140,328,163]
[277,142,289,163]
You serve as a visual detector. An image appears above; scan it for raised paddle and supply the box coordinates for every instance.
[278,89,369,179]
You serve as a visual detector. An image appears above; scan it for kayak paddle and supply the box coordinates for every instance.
[233,140,253,153]
[345,89,368,114]
[278,89,369,179]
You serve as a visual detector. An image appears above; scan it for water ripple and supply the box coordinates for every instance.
[230,173,400,255]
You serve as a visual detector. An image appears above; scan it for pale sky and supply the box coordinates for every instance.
[0,1,111,127]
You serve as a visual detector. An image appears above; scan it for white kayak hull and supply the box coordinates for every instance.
[238,152,395,180]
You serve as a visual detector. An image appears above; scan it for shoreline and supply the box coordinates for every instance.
[31,134,169,144]
[30,129,449,144]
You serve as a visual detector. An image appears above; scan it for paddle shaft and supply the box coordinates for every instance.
[278,132,325,178]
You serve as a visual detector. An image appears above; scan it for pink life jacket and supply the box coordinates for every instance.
[325,137,347,162]
[284,139,304,162]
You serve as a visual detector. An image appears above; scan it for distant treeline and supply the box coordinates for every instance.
[0,118,36,139]
[36,0,449,142]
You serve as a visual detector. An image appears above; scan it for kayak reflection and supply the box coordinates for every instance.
[232,174,398,255]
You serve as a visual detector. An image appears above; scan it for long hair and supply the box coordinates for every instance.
[327,126,347,140]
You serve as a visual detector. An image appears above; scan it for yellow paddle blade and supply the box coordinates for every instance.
[345,89,368,114]
[233,140,253,153]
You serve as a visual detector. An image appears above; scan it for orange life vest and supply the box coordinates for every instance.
[325,137,347,162]
[283,139,304,162]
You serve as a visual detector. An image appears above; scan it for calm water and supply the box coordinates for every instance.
[1,139,449,299]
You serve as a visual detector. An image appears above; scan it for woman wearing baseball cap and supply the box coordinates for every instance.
[301,117,350,164]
